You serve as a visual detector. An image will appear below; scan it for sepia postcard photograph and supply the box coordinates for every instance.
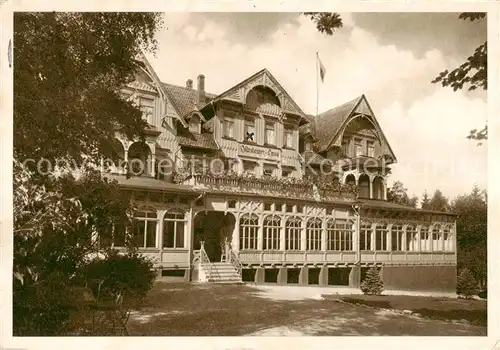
[0,2,498,350]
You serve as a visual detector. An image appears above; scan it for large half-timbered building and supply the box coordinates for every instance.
[103,55,457,292]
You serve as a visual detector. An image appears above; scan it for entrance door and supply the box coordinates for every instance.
[193,211,235,262]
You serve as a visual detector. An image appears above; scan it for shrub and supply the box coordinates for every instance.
[77,249,157,300]
[360,266,384,295]
[457,268,477,299]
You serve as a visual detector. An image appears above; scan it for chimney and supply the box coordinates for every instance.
[197,74,205,104]
[186,79,193,89]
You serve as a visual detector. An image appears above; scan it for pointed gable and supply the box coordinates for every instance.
[202,68,308,124]
[312,95,397,162]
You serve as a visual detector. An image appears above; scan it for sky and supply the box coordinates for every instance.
[145,12,487,203]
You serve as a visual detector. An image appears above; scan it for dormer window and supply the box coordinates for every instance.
[189,116,200,134]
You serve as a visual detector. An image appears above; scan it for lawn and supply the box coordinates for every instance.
[126,281,487,336]
[322,294,487,327]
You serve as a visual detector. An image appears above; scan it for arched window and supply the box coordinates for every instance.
[358,174,370,198]
[128,141,152,176]
[345,174,356,187]
[373,176,384,200]
[285,217,302,250]
[375,222,388,251]
[444,225,453,252]
[420,225,430,252]
[163,210,186,249]
[391,224,404,251]
[405,225,418,251]
[134,209,158,248]
[360,220,372,251]
[263,215,281,250]
[432,224,442,251]
[327,219,353,251]
[240,214,259,250]
[103,139,126,173]
[306,218,322,251]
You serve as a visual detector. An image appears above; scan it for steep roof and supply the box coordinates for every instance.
[162,83,217,119]
[312,96,362,153]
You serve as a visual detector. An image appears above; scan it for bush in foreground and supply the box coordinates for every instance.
[360,266,384,295]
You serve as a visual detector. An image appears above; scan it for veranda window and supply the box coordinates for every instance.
[432,225,442,251]
[163,210,186,248]
[306,218,322,251]
[240,214,259,250]
[263,216,281,250]
[391,224,404,251]
[285,217,302,250]
[99,222,126,249]
[327,219,353,251]
[420,226,430,251]
[405,225,418,251]
[134,209,158,248]
[443,225,453,252]
[360,221,372,251]
[375,223,388,251]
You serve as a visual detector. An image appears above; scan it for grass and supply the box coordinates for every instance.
[322,294,487,327]
[125,281,487,336]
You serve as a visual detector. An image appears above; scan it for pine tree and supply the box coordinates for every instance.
[421,191,431,209]
[360,266,384,295]
[457,268,478,299]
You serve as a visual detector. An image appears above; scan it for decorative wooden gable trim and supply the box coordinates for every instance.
[206,69,307,122]
[327,95,397,162]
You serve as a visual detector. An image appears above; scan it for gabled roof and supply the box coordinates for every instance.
[310,95,397,163]
[163,83,217,120]
[313,96,362,152]
[202,68,308,124]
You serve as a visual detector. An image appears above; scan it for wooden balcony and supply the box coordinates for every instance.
[181,173,357,201]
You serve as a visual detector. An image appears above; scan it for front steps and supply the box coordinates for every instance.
[200,262,242,283]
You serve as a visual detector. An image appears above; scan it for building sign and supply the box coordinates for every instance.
[239,144,280,161]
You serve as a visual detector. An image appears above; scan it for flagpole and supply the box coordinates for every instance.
[316,52,319,117]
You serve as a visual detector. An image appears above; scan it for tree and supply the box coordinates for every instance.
[14,12,163,166]
[431,13,487,143]
[421,191,431,210]
[13,12,163,335]
[303,13,343,35]
[360,266,384,295]
[428,189,449,212]
[387,181,418,208]
[450,186,487,289]
[456,268,478,299]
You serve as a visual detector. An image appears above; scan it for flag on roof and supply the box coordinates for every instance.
[318,54,326,83]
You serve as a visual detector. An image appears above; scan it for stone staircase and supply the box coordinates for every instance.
[200,262,243,283]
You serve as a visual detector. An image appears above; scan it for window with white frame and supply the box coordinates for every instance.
[367,140,375,158]
[391,224,404,251]
[360,221,372,251]
[375,223,388,251]
[420,225,430,251]
[163,210,186,248]
[443,225,453,252]
[327,219,353,251]
[355,139,363,157]
[285,217,302,250]
[263,215,281,250]
[134,209,158,248]
[239,214,259,250]
[284,127,293,148]
[140,97,155,125]
[265,122,275,145]
[99,222,127,249]
[244,119,256,142]
[405,225,418,251]
[306,218,322,251]
[223,118,234,138]
[432,225,442,251]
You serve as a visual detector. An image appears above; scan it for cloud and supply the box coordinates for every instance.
[146,13,487,199]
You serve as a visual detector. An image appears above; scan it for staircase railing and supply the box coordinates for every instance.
[225,239,243,278]
[199,241,219,280]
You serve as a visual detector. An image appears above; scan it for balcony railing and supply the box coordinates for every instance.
[177,172,358,201]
